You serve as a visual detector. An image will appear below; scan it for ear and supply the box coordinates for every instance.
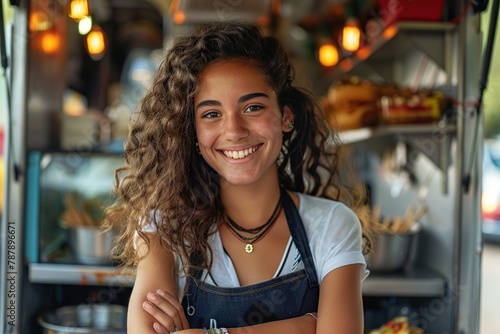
[281,105,295,133]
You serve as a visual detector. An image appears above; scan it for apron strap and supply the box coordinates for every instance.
[280,188,319,288]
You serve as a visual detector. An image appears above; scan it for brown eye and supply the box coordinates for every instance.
[245,105,264,113]
[201,111,220,118]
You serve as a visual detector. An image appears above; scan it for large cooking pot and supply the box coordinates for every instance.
[38,304,126,334]
[67,226,115,265]
[365,223,420,272]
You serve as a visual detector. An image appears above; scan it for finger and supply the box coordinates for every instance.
[146,292,184,331]
[153,321,169,334]
[156,289,190,330]
[142,301,176,332]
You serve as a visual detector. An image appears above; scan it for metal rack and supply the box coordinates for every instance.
[28,263,446,298]
[328,16,482,334]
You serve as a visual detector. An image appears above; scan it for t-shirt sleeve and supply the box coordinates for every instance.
[303,198,369,283]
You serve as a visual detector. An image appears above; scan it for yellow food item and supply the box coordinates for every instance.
[369,316,424,334]
[323,77,380,130]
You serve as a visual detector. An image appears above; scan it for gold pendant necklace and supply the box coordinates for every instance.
[245,244,254,253]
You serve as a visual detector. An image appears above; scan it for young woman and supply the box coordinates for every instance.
[105,21,371,334]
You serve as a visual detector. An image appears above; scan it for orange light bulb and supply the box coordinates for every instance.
[318,43,339,67]
[173,11,185,24]
[383,25,398,40]
[41,30,60,54]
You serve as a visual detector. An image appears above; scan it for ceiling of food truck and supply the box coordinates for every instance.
[84,1,351,69]
[75,0,373,107]
[91,0,352,26]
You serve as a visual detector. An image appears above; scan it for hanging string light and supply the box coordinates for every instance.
[78,16,92,35]
[69,0,89,21]
[169,0,186,24]
[40,29,60,54]
[86,26,106,60]
[342,17,361,52]
[29,10,52,32]
[318,41,339,67]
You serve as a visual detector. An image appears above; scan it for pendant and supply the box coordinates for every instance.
[245,244,254,253]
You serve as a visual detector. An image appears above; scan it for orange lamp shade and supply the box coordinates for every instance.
[69,0,89,21]
[318,43,339,67]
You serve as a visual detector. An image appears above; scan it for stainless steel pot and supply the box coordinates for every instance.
[38,304,126,334]
[365,223,420,272]
[68,227,114,265]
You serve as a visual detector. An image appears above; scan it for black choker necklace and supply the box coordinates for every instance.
[224,196,282,254]
[225,197,281,234]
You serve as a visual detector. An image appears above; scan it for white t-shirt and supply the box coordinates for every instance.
[175,192,369,295]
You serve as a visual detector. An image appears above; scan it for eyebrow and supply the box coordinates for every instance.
[195,92,270,110]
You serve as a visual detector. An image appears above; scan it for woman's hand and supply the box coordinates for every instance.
[142,288,190,333]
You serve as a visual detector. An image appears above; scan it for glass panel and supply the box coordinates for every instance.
[38,152,123,264]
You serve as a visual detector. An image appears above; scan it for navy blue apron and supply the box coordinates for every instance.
[181,189,319,328]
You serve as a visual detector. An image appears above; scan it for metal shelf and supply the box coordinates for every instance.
[362,266,446,297]
[339,122,456,144]
[29,263,134,287]
[340,122,455,193]
[30,262,444,297]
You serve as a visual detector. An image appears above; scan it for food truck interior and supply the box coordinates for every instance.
[1,0,498,333]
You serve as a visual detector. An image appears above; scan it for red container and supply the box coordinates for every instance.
[376,0,446,23]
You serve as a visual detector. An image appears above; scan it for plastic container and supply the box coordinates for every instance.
[38,304,126,334]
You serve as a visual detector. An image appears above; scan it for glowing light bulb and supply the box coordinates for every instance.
[383,25,398,40]
[78,16,92,35]
[41,30,60,54]
[169,0,184,24]
[29,11,52,31]
[173,11,185,24]
[357,45,371,60]
[342,19,361,52]
[69,0,89,21]
[86,27,106,60]
[318,43,339,67]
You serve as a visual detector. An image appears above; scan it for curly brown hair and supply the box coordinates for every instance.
[105,20,371,275]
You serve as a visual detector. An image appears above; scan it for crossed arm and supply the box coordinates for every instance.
[127,233,364,334]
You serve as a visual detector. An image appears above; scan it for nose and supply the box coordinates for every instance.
[223,113,249,141]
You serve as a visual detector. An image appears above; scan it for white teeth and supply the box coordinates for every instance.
[223,146,257,159]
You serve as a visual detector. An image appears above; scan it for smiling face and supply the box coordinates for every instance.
[194,59,294,189]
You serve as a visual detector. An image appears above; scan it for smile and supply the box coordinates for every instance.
[222,145,259,159]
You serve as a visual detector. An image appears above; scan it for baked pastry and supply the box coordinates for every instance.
[322,76,446,129]
[323,76,380,130]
